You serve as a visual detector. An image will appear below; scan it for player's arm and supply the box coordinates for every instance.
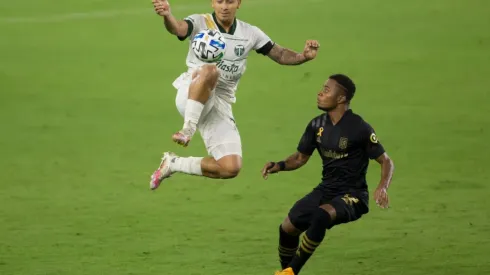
[163,14,190,38]
[266,41,320,65]
[373,153,394,209]
[252,26,319,65]
[375,153,394,191]
[262,121,317,179]
[152,0,190,38]
[262,151,311,179]
[364,125,395,208]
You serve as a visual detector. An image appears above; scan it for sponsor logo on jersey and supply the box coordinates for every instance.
[216,60,242,81]
[217,60,240,73]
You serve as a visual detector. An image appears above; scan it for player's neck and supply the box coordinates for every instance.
[212,12,236,33]
[216,18,234,32]
[327,106,350,125]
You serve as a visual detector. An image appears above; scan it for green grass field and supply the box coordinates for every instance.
[1,0,490,274]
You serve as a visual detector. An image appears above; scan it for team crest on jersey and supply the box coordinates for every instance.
[234,45,245,57]
[339,137,348,150]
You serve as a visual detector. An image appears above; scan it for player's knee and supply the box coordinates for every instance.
[281,217,302,236]
[219,164,241,179]
[216,155,242,179]
[319,204,337,221]
[200,64,219,86]
[313,205,336,229]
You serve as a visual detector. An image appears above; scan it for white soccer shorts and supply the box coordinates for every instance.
[173,72,242,160]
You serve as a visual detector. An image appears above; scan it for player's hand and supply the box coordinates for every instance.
[152,0,171,17]
[302,40,320,61]
[262,162,280,180]
[374,186,389,209]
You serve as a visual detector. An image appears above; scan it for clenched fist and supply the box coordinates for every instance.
[152,0,171,17]
[302,40,320,61]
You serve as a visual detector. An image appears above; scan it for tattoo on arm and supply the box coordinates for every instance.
[267,44,306,65]
[283,152,311,171]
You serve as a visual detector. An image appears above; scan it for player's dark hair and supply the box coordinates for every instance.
[329,74,356,101]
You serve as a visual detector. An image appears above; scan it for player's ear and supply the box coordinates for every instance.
[237,0,241,8]
[338,95,347,104]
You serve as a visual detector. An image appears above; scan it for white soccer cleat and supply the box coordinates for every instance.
[150,152,177,190]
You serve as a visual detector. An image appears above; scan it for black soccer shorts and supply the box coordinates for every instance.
[287,188,369,232]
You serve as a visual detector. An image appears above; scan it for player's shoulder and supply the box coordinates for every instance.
[235,18,264,33]
[184,13,204,21]
[235,18,254,28]
[348,109,366,122]
[184,13,212,25]
[307,113,329,129]
[346,110,376,134]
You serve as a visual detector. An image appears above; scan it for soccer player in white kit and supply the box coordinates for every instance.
[150,0,320,190]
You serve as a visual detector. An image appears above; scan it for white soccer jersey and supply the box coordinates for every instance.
[176,13,273,104]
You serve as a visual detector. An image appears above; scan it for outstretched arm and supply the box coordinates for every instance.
[267,40,320,65]
[152,0,189,38]
[262,151,311,179]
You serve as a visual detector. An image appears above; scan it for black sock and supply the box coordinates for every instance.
[289,209,332,274]
[278,225,300,269]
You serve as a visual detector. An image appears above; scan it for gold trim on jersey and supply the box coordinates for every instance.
[203,14,218,30]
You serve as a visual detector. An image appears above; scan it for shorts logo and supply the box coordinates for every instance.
[234,45,245,57]
[370,133,378,144]
[341,194,359,206]
[339,137,348,150]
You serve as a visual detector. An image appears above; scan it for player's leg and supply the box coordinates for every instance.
[152,153,241,181]
[150,150,241,190]
[165,151,242,179]
[284,193,369,275]
[173,64,219,146]
[171,109,243,178]
[277,190,324,270]
[200,154,241,178]
[149,73,215,190]
[150,105,242,189]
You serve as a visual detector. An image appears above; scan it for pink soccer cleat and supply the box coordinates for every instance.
[150,152,176,190]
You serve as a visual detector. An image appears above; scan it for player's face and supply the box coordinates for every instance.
[212,0,241,22]
[317,79,346,111]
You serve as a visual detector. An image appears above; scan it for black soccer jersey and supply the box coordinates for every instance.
[297,109,385,194]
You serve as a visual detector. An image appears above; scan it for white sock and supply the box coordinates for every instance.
[169,157,203,176]
[183,99,204,134]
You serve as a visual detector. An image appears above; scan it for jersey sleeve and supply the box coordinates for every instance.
[251,26,274,55]
[297,121,317,156]
[362,122,385,160]
[177,14,204,41]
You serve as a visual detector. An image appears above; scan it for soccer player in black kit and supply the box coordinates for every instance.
[262,74,395,275]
